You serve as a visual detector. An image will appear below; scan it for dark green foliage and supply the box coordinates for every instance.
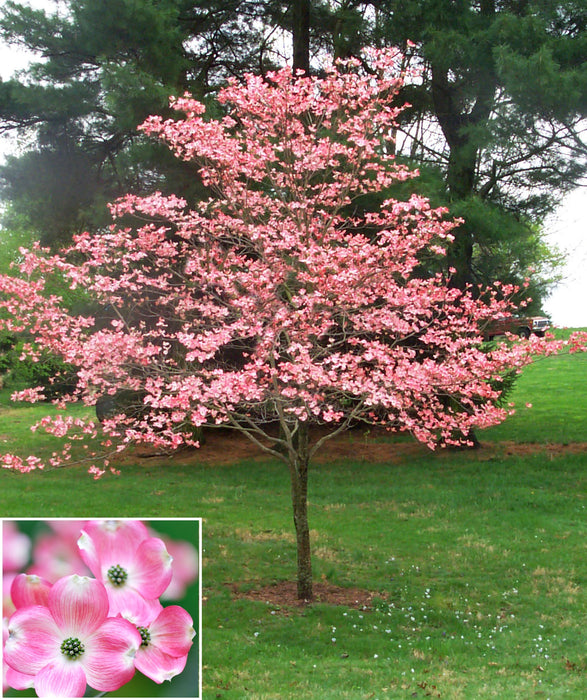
[368,0,586,295]
[0,330,16,374]
[356,160,563,307]
[0,332,77,398]
[1,145,107,245]
[0,0,221,244]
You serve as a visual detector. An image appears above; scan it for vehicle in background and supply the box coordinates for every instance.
[483,315,551,340]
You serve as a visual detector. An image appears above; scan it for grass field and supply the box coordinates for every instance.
[1,341,586,698]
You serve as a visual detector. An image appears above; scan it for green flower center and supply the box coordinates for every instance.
[107,563,128,586]
[137,626,151,647]
[60,637,85,659]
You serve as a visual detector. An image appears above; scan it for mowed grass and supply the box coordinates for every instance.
[1,337,586,698]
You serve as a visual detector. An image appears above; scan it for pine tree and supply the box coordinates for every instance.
[368,0,587,290]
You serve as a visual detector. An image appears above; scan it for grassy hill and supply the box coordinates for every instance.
[1,340,586,698]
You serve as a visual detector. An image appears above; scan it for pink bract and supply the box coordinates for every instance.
[10,573,51,609]
[4,574,140,698]
[0,46,584,478]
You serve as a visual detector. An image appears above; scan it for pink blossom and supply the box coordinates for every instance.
[23,521,90,583]
[0,45,583,475]
[124,603,195,683]
[4,574,140,697]
[3,521,31,572]
[10,386,47,403]
[156,536,199,600]
[77,520,173,618]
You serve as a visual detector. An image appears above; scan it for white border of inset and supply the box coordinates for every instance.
[1,517,202,699]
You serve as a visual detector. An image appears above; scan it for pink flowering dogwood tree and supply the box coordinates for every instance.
[0,48,584,599]
[3,520,196,697]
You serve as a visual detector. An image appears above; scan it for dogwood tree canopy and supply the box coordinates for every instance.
[1,48,583,598]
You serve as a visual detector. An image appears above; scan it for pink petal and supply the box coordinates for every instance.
[5,666,36,691]
[75,530,100,578]
[129,537,173,599]
[4,606,61,675]
[111,590,163,625]
[11,574,52,609]
[48,575,108,635]
[78,520,149,575]
[82,616,141,691]
[150,605,195,657]
[35,658,87,698]
[135,645,189,684]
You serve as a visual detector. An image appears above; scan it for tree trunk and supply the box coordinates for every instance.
[287,421,313,600]
[429,0,497,291]
[292,0,310,75]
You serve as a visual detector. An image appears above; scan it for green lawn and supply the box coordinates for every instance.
[1,340,586,698]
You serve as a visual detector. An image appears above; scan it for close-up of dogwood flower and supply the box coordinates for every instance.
[125,602,196,683]
[4,574,141,697]
[77,519,173,619]
[2,519,200,697]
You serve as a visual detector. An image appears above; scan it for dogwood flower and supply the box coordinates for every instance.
[77,520,173,618]
[4,574,140,698]
[124,602,196,683]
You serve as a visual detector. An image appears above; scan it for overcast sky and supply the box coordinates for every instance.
[0,2,585,328]
[543,188,587,327]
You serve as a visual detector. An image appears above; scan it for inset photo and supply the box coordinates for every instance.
[2,518,201,698]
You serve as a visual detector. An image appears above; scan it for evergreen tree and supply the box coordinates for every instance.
[367,0,587,291]
[0,0,283,243]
